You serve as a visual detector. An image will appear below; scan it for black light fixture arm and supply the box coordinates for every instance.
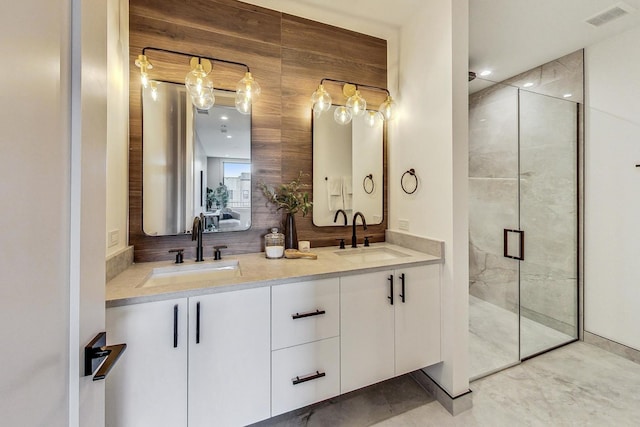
[141,46,251,72]
[319,77,390,96]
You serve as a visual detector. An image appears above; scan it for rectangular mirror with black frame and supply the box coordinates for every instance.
[142,81,251,236]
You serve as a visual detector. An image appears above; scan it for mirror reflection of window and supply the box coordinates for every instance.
[223,161,251,209]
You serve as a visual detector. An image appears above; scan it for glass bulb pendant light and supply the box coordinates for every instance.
[236,72,261,107]
[185,57,214,98]
[379,95,396,121]
[334,105,352,125]
[235,92,251,114]
[193,88,215,110]
[363,110,384,127]
[135,54,153,88]
[346,90,367,117]
[311,84,332,115]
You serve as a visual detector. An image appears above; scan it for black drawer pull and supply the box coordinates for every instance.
[292,309,326,320]
[173,305,178,348]
[399,273,406,303]
[292,370,326,385]
[388,275,394,305]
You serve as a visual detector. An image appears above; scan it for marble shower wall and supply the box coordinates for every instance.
[469,50,582,334]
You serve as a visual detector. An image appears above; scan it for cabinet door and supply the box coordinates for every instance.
[188,287,271,427]
[106,299,188,427]
[395,265,441,375]
[340,270,395,394]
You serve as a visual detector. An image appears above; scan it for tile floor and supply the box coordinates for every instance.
[257,342,640,426]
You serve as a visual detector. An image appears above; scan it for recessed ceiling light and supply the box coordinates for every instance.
[523,82,534,88]
[479,70,492,77]
[563,93,572,98]
[226,135,232,139]
[220,115,229,120]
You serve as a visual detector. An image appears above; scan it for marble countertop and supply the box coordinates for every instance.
[106,243,442,307]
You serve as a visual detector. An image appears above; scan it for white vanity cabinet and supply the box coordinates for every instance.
[106,287,271,427]
[340,264,441,394]
[106,298,189,427]
[271,278,341,416]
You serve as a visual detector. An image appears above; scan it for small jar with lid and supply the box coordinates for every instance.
[265,228,285,259]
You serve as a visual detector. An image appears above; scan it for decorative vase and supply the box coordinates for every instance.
[284,212,298,249]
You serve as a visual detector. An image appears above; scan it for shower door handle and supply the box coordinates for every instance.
[504,229,524,261]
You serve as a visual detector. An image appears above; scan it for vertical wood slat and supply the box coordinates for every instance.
[129,0,387,262]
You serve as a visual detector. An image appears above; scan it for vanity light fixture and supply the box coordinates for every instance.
[135,47,261,113]
[311,78,397,125]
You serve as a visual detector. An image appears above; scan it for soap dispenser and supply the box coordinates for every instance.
[265,228,285,259]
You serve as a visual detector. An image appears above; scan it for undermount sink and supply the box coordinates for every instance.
[334,247,410,263]
[139,260,241,288]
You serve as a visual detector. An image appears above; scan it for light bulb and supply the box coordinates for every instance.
[192,88,215,110]
[363,110,383,127]
[236,72,261,103]
[185,63,213,98]
[379,95,396,121]
[346,90,367,117]
[235,93,251,114]
[311,84,332,114]
[150,82,158,101]
[135,54,153,89]
[334,105,352,125]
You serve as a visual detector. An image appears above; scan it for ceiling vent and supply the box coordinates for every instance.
[586,3,633,27]
[196,108,209,115]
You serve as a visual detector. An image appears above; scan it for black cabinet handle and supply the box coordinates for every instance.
[292,370,326,385]
[173,305,178,348]
[399,273,406,303]
[388,275,394,305]
[292,309,326,319]
[196,302,201,344]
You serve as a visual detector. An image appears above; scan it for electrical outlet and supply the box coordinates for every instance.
[398,219,409,231]
[108,229,119,248]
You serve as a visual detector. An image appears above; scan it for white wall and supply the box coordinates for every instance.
[391,0,469,396]
[585,25,640,351]
[0,1,72,424]
[1,0,109,425]
[105,0,129,256]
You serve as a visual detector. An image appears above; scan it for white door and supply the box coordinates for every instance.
[188,287,271,426]
[340,270,395,394]
[0,0,109,426]
[106,300,188,426]
[394,265,442,375]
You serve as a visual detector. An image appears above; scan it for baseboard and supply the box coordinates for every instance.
[409,370,472,416]
[584,331,640,365]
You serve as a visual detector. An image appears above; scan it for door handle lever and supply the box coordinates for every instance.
[84,332,127,381]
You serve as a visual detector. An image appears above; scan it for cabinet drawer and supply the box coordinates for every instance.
[272,278,339,350]
[272,337,340,416]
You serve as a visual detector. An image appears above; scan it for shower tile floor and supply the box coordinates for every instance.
[469,295,574,379]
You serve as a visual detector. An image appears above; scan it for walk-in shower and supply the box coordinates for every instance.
[468,52,581,379]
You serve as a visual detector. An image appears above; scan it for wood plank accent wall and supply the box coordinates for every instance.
[129,0,388,262]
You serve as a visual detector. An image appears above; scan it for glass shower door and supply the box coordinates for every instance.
[518,91,579,358]
[468,83,521,378]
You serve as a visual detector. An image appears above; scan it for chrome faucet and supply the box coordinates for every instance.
[333,209,348,226]
[192,213,204,262]
[351,212,368,248]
